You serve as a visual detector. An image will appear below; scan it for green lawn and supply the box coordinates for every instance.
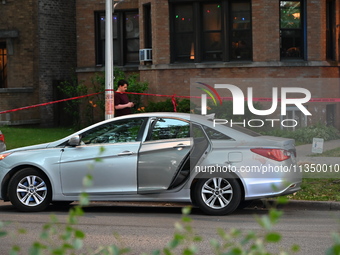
[292,148,340,201]
[0,126,74,150]
[286,178,340,201]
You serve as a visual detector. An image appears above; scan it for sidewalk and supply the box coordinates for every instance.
[249,199,340,211]
[296,139,340,166]
[276,139,340,211]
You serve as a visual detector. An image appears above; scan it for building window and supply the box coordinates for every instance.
[280,1,305,60]
[170,0,252,63]
[95,10,140,66]
[143,3,152,49]
[0,42,7,88]
[281,106,307,131]
[326,0,336,60]
[326,104,335,127]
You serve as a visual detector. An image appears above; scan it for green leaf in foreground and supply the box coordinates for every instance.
[265,232,281,242]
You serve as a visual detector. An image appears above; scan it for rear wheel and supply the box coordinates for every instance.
[8,168,52,212]
[193,176,241,215]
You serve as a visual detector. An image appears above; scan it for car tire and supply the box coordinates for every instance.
[8,168,52,212]
[193,176,241,215]
[190,182,199,207]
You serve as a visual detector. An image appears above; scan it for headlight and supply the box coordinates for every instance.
[0,153,11,160]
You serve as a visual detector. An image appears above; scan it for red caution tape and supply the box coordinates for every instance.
[1,90,339,115]
[0,92,102,115]
[171,95,177,112]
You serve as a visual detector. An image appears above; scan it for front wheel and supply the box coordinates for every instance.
[193,177,241,215]
[8,168,52,212]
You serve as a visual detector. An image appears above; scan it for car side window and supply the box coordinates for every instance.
[202,125,234,140]
[148,118,190,140]
[81,118,146,144]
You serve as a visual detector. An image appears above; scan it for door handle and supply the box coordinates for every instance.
[118,151,133,156]
[173,143,188,150]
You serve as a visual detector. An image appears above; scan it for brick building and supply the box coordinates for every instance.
[1,0,340,130]
[77,0,340,129]
[0,0,76,126]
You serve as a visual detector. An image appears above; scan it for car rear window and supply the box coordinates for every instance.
[229,124,261,137]
[206,119,261,137]
[202,125,234,140]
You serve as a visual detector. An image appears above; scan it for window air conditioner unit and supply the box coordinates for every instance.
[139,48,152,61]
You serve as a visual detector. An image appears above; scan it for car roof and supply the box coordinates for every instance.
[113,112,211,124]
[48,112,258,147]
[80,112,256,138]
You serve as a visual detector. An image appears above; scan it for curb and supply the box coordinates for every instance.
[248,199,340,211]
[91,200,340,211]
[297,157,340,166]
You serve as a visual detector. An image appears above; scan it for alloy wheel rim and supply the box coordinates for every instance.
[16,175,47,206]
[201,178,233,209]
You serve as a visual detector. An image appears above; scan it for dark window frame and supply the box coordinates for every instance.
[326,0,336,60]
[326,104,335,127]
[0,42,7,88]
[95,9,140,67]
[143,3,152,49]
[169,0,252,63]
[279,0,306,60]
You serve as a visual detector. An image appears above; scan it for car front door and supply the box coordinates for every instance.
[137,117,192,193]
[59,117,147,196]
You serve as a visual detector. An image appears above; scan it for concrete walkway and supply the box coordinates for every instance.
[296,139,340,165]
[273,139,340,211]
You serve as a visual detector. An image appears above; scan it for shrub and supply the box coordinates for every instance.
[58,76,88,129]
[59,68,149,128]
[138,98,193,113]
[262,123,340,144]
[90,69,149,115]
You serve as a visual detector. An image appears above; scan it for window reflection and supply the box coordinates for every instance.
[95,11,140,66]
[149,118,190,140]
[280,1,303,59]
[280,1,301,29]
[231,2,252,60]
[173,4,194,62]
[0,42,7,88]
[81,118,145,144]
[171,1,252,63]
[203,4,222,61]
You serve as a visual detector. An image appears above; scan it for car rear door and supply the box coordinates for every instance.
[137,117,192,193]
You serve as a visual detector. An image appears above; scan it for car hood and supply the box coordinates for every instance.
[2,142,52,154]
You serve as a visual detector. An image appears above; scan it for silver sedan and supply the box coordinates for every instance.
[0,113,301,215]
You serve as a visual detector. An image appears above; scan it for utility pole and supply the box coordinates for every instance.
[105,0,124,120]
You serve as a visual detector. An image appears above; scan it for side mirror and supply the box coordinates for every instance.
[68,135,81,146]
